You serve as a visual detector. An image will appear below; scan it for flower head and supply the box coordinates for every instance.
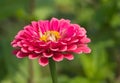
[11,18,91,66]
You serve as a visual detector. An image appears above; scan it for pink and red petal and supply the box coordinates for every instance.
[29,54,39,59]
[38,57,49,66]
[67,44,77,51]
[21,47,28,53]
[50,42,59,51]
[12,49,19,55]
[31,21,39,32]
[53,53,64,62]
[73,47,82,54]
[28,46,34,51]
[16,51,28,58]
[80,37,91,43]
[59,45,67,51]
[50,18,59,31]
[81,46,91,53]
[43,52,53,58]
[64,54,74,60]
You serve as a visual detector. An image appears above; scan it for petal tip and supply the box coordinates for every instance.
[38,57,49,67]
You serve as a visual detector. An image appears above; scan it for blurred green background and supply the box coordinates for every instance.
[0,0,120,83]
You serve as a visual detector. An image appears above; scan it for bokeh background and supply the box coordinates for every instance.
[0,0,120,83]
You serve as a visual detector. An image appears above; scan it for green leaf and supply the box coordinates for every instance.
[110,14,120,28]
[70,77,90,83]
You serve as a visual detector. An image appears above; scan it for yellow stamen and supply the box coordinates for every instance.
[40,35,47,42]
[40,31,61,42]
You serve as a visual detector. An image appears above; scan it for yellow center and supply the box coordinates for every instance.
[40,31,61,42]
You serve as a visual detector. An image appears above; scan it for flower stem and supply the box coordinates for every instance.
[49,58,58,83]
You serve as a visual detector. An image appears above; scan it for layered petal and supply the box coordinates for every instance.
[43,52,53,58]
[29,54,39,59]
[64,54,74,60]
[16,51,28,58]
[11,17,91,67]
[50,18,59,31]
[38,57,49,66]
[53,53,64,62]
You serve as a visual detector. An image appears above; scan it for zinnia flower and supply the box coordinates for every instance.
[11,18,91,66]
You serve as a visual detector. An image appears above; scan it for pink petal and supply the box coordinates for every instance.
[50,47,59,51]
[17,41,22,47]
[43,52,53,58]
[21,47,28,53]
[15,30,24,39]
[38,20,46,34]
[73,47,82,54]
[50,42,59,51]
[34,50,43,53]
[64,54,74,60]
[39,42,48,46]
[59,19,70,32]
[23,44,28,47]
[60,42,67,45]
[43,21,50,31]
[31,21,39,32]
[80,37,91,43]
[24,25,34,35]
[38,20,50,32]
[66,25,75,37]
[12,49,19,55]
[82,46,91,53]
[34,48,43,53]
[11,40,16,44]
[16,51,28,58]
[70,39,79,43]
[64,38,71,41]
[12,44,18,47]
[28,54,39,59]
[53,53,64,62]
[38,21,49,33]
[59,46,67,51]
[28,46,34,51]
[78,28,86,36]
[50,18,59,31]
[67,45,77,51]
[38,57,49,66]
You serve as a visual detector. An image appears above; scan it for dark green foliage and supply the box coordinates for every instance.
[0,0,120,83]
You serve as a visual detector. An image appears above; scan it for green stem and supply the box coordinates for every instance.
[49,58,58,83]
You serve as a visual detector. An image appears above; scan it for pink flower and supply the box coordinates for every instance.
[11,18,91,66]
